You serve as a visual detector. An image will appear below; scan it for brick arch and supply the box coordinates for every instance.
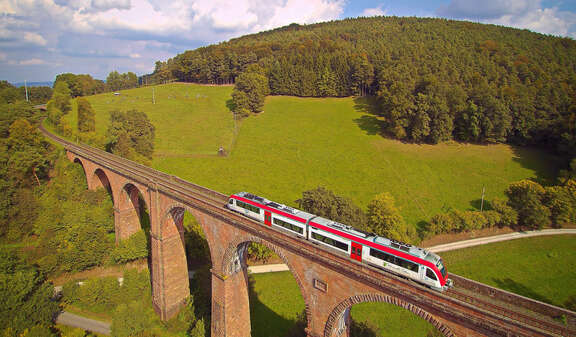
[324,293,455,337]
[220,235,312,327]
[160,204,215,265]
[71,156,90,188]
[90,168,114,201]
[117,182,148,215]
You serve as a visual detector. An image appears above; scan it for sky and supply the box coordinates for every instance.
[1,0,575,83]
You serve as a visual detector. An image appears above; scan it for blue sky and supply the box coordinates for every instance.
[1,0,575,83]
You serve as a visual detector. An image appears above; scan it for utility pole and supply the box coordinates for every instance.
[24,80,29,102]
[152,87,155,104]
[480,186,485,212]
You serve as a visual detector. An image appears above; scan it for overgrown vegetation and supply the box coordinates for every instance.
[0,249,60,336]
[62,268,211,337]
[32,157,115,275]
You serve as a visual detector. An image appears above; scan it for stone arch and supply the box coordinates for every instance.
[72,157,90,188]
[115,182,149,241]
[160,204,215,266]
[323,293,455,337]
[220,235,312,327]
[90,168,114,202]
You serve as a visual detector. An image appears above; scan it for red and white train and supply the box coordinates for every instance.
[227,192,453,291]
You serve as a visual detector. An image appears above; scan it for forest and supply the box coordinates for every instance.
[150,16,576,160]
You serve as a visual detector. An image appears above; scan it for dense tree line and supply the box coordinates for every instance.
[53,71,139,98]
[152,16,576,158]
[0,81,53,105]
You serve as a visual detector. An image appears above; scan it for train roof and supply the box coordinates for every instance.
[233,192,317,221]
[373,236,435,260]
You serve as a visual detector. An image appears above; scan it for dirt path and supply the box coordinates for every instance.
[56,311,111,335]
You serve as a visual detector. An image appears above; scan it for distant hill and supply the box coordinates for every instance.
[149,16,576,159]
[13,81,53,87]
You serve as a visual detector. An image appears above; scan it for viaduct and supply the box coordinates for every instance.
[42,125,575,337]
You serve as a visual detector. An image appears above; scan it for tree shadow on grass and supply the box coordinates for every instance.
[492,278,553,305]
[510,146,561,186]
[353,96,386,136]
[248,276,306,337]
[226,99,235,113]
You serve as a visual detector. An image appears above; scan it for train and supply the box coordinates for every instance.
[227,192,453,291]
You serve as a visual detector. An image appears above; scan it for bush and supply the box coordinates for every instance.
[248,243,273,263]
[428,213,458,234]
[111,301,156,337]
[491,198,518,227]
[506,180,551,229]
[111,230,148,264]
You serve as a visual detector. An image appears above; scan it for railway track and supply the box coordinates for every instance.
[40,123,576,336]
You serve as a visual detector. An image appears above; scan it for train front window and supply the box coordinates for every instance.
[437,260,447,279]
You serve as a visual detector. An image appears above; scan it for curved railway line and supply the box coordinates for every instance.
[40,123,576,337]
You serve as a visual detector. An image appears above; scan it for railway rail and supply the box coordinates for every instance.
[40,123,576,337]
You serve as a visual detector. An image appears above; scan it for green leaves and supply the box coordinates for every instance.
[0,250,59,335]
[106,109,155,163]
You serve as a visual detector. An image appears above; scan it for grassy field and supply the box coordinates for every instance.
[249,235,576,336]
[441,234,576,308]
[63,83,557,225]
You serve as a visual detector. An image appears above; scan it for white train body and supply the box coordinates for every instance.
[227,192,451,291]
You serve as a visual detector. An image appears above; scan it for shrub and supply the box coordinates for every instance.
[491,197,518,227]
[111,230,148,264]
[506,180,550,229]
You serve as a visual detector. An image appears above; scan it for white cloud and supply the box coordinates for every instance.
[19,58,47,65]
[436,0,576,37]
[362,5,386,17]
[487,7,576,37]
[91,0,131,11]
[23,32,47,46]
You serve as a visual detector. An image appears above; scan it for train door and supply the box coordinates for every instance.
[351,242,362,262]
[264,211,272,226]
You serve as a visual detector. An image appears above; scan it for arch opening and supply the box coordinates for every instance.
[114,183,149,245]
[156,206,212,327]
[91,168,114,203]
[221,238,311,337]
[72,157,89,189]
[324,294,454,337]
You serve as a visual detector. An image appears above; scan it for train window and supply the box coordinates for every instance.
[396,258,419,273]
[236,200,261,214]
[229,199,234,204]
[273,218,303,234]
[426,268,437,281]
[370,249,418,272]
[370,248,395,264]
[311,232,348,251]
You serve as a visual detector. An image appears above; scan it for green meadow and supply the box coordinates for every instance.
[64,83,556,226]
[442,234,576,308]
[249,235,575,336]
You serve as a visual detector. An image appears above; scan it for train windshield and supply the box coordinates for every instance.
[437,260,447,279]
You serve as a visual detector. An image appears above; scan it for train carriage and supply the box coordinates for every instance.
[227,192,452,291]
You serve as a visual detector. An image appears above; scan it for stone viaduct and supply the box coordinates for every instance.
[43,126,572,337]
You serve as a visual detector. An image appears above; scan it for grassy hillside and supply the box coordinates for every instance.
[64,83,557,225]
